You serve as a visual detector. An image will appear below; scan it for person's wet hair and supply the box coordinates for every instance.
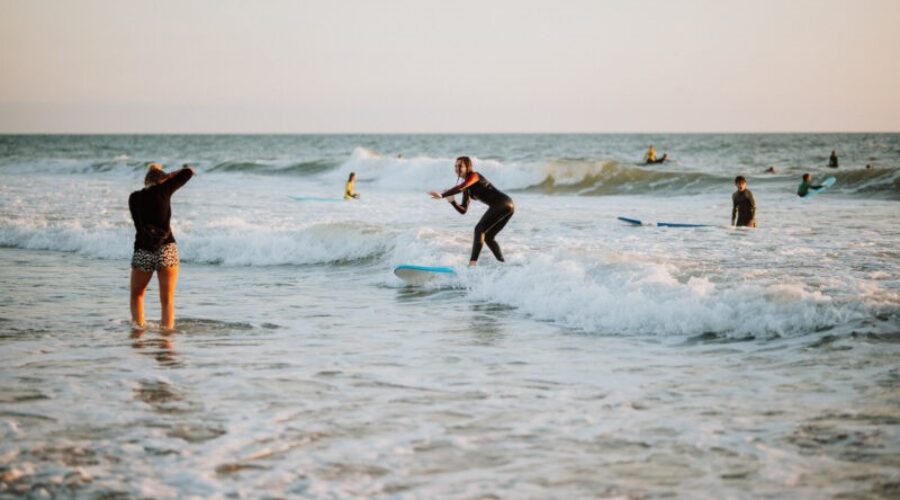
[144,163,168,187]
[456,156,473,171]
[348,172,356,182]
[734,175,747,184]
[802,173,811,181]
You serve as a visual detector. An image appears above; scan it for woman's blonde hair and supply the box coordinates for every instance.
[144,163,168,187]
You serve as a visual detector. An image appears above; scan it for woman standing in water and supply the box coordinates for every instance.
[344,171,360,199]
[430,156,515,267]
[129,163,194,331]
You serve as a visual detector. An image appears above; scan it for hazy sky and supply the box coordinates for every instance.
[1,0,898,133]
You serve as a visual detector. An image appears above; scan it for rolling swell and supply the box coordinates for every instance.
[207,159,338,176]
[520,162,726,196]
[831,167,900,198]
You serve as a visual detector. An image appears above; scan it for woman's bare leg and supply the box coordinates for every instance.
[158,265,179,332]
[130,268,154,328]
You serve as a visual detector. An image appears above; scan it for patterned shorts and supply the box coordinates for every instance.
[131,243,179,272]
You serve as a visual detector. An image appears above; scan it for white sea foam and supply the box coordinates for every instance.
[460,252,854,337]
[0,216,394,267]
[324,147,545,192]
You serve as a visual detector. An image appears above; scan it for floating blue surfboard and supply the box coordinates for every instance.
[288,195,344,202]
[618,216,711,228]
[802,176,836,198]
[393,264,456,284]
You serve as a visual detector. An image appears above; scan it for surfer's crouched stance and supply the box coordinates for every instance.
[430,156,515,267]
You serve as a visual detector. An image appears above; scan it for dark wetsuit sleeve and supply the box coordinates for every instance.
[747,190,756,221]
[160,168,194,196]
[731,193,738,225]
[450,191,470,214]
[128,192,141,230]
[441,173,480,198]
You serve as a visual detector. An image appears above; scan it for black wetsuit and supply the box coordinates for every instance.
[441,172,515,262]
[128,168,193,252]
[731,189,756,227]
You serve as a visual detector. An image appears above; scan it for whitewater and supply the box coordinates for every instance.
[1,134,898,497]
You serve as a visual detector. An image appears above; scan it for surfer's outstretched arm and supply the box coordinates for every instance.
[439,172,480,198]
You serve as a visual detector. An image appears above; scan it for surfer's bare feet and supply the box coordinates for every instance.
[468,260,477,267]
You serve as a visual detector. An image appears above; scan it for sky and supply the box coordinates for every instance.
[1,0,898,133]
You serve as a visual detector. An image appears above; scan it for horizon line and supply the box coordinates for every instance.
[1,131,898,136]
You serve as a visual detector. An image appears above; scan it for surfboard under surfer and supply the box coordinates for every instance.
[429,156,515,267]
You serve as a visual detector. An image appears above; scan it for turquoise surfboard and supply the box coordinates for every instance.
[618,216,711,228]
[393,264,456,284]
[802,176,836,198]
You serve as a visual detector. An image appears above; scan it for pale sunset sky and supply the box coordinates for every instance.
[1,0,898,133]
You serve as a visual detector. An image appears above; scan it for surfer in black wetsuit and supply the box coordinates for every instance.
[429,156,515,267]
[731,175,757,227]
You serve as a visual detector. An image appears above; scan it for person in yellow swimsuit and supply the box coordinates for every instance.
[644,144,657,163]
[344,172,360,200]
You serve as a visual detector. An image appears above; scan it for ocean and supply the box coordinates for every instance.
[1,134,898,497]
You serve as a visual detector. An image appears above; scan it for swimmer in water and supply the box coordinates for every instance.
[344,172,360,200]
[644,144,657,163]
[731,175,757,227]
[429,156,515,267]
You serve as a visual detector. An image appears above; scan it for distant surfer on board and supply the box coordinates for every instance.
[797,173,823,198]
[731,176,757,227]
[828,150,839,168]
[344,172,360,200]
[429,156,515,267]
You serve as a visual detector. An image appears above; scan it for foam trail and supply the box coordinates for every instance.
[462,252,863,338]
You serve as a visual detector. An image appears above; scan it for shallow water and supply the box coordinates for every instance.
[1,134,899,497]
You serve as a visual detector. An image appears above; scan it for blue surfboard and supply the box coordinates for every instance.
[618,216,710,228]
[393,264,456,284]
[289,195,344,202]
[802,176,836,198]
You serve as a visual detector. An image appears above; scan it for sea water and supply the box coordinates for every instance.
[0,134,898,497]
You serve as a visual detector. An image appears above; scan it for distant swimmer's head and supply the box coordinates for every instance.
[455,156,473,178]
[734,175,747,191]
[144,163,168,187]
[348,172,356,182]
[802,173,811,181]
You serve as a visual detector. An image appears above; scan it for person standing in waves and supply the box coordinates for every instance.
[129,163,194,332]
[731,175,757,228]
[429,156,515,267]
